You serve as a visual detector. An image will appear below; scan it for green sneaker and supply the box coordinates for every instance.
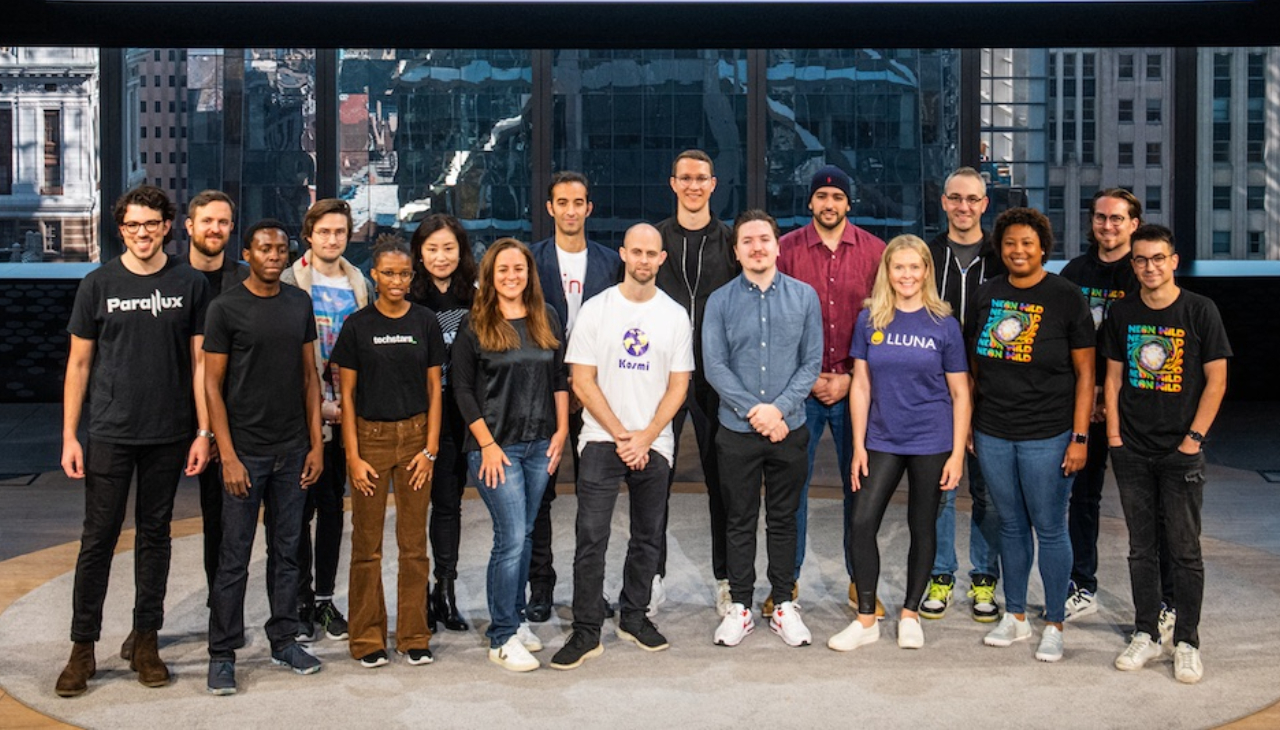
[968,575,1000,623]
[920,575,954,620]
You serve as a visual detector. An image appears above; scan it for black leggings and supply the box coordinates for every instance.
[851,450,949,615]
[430,391,469,581]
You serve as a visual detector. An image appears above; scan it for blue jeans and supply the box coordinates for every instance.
[468,439,551,649]
[208,447,308,659]
[931,452,1002,580]
[974,430,1073,623]
[796,395,854,580]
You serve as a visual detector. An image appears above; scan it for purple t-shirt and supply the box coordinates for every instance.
[850,307,968,455]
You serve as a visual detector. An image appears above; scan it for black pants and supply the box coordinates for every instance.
[716,425,808,607]
[430,392,468,581]
[70,438,186,643]
[851,450,948,615]
[198,459,224,596]
[1067,421,1109,592]
[529,409,583,594]
[571,443,670,637]
[1112,445,1206,647]
[662,379,728,580]
[298,430,345,606]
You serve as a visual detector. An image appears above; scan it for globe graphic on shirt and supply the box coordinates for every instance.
[623,328,650,357]
[994,314,1025,343]
[1138,340,1169,372]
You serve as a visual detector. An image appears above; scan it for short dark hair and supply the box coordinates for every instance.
[732,209,780,244]
[187,189,235,219]
[370,239,412,268]
[993,207,1054,264]
[547,170,590,202]
[1131,223,1175,252]
[242,218,289,248]
[113,185,175,226]
[410,213,477,304]
[301,198,353,243]
[671,149,714,177]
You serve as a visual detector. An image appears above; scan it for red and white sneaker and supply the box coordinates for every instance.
[714,602,754,646]
[770,601,812,647]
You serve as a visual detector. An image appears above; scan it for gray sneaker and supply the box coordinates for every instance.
[1035,625,1064,662]
[270,642,322,675]
[207,660,236,695]
[983,613,1032,647]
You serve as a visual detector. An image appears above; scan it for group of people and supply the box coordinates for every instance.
[55,150,1230,698]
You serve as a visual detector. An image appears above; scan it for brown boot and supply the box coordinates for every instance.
[55,642,96,697]
[129,630,171,688]
[120,629,137,661]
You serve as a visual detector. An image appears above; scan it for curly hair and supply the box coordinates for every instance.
[993,207,1054,264]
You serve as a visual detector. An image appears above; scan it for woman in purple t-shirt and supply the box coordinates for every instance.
[828,235,971,653]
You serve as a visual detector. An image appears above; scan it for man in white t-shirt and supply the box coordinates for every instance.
[548,223,694,670]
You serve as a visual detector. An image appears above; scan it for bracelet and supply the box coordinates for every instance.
[421,449,437,462]
[197,429,216,440]
[479,441,495,450]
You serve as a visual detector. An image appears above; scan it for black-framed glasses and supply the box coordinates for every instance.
[1132,254,1170,268]
[121,220,165,234]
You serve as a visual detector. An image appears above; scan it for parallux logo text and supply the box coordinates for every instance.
[106,290,184,317]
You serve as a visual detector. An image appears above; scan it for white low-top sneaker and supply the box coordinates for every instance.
[770,601,812,647]
[489,635,539,672]
[715,580,732,617]
[983,613,1032,647]
[714,602,754,646]
[897,617,924,649]
[516,622,543,652]
[1115,631,1162,671]
[1035,625,1064,662]
[828,619,879,652]
[1174,642,1204,684]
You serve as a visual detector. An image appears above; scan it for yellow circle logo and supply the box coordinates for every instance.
[870,330,885,345]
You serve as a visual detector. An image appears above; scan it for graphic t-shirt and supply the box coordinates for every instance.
[968,273,1095,440]
[67,255,210,444]
[849,307,968,455]
[310,271,359,400]
[1060,247,1139,379]
[565,287,695,467]
[204,284,317,456]
[331,303,447,422]
[556,246,588,334]
[1100,290,1232,457]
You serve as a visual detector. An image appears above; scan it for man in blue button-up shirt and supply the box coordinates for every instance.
[703,209,822,648]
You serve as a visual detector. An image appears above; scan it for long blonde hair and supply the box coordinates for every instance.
[471,238,561,352]
[864,234,952,331]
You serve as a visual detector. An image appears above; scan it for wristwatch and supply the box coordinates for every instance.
[1070,432,1089,445]
[197,429,216,440]
[421,449,437,462]
[1187,430,1206,444]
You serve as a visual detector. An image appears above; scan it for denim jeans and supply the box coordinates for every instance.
[975,430,1073,623]
[663,380,728,580]
[298,430,346,606]
[71,438,186,642]
[796,395,854,580]
[931,452,1002,580]
[469,439,552,649]
[197,461,224,598]
[529,411,581,594]
[1067,421,1109,592]
[208,447,308,659]
[571,442,670,637]
[1111,445,1206,648]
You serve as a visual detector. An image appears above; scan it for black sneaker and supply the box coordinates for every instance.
[617,616,670,652]
[316,600,349,640]
[549,631,603,670]
[968,574,1000,623]
[401,648,434,666]
[358,649,389,669]
[270,642,322,675]
[297,604,317,643]
[206,659,236,696]
[526,589,553,623]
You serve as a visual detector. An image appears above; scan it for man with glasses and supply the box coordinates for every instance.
[921,166,1006,623]
[281,198,373,644]
[1103,224,1230,684]
[1058,189,1141,622]
[654,149,740,616]
[57,185,211,697]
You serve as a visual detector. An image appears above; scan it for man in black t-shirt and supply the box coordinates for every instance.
[203,219,325,695]
[184,189,249,601]
[57,185,211,698]
[1103,225,1230,685]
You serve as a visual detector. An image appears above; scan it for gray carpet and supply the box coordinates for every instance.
[2,489,1276,730]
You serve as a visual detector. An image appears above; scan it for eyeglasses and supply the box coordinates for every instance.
[1093,213,1130,226]
[944,194,985,207]
[674,175,713,187]
[376,270,414,281]
[311,228,348,241]
[1132,253,1171,269]
[121,220,165,234]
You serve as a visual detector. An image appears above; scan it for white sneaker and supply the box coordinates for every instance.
[1173,642,1204,684]
[647,575,665,618]
[1064,584,1099,622]
[516,622,543,653]
[714,603,754,647]
[769,601,812,647]
[983,613,1032,647]
[828,618,879,652]
[897,617,924,649]
[1158,604,1177,649]
[489,635,539,672]
[715,579,732,617]
[1115,631,1162,671]
[1035,625,1064,662]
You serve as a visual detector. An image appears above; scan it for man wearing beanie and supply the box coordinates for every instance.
[777,164,885,614]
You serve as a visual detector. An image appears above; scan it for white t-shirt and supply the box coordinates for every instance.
[556,245,588,333]
[565,286,695,466]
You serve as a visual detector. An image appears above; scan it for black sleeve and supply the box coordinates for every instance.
[331,315,359,370]
[67,275,99,340]
[1064,284,1096,350]
[1196,297,1233,362]
[548,305,569,393]
[190,274,211,336]
[425,313,447,368]
[451,314,485,427]
[1099,305,1123,362]
[302,300,318,344]
[202,299,231,354]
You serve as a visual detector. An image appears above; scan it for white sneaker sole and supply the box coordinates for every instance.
[617,628,669,652]
[714,624,753,647]
[489,652,539,672]
[769,622,812,647]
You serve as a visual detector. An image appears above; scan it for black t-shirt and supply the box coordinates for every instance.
[203,283,318,456]
[1059,245,1139,379]
[412,285,472,387]
[67,256,209,445]
[968,273,1095,440]
[1100,289,1232,457]
[331,303,447,422]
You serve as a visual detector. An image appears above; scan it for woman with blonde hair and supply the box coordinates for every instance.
[451,237,569,672]
[829,234,971,652]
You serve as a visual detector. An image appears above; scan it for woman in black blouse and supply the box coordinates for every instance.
[452,237,569,672]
